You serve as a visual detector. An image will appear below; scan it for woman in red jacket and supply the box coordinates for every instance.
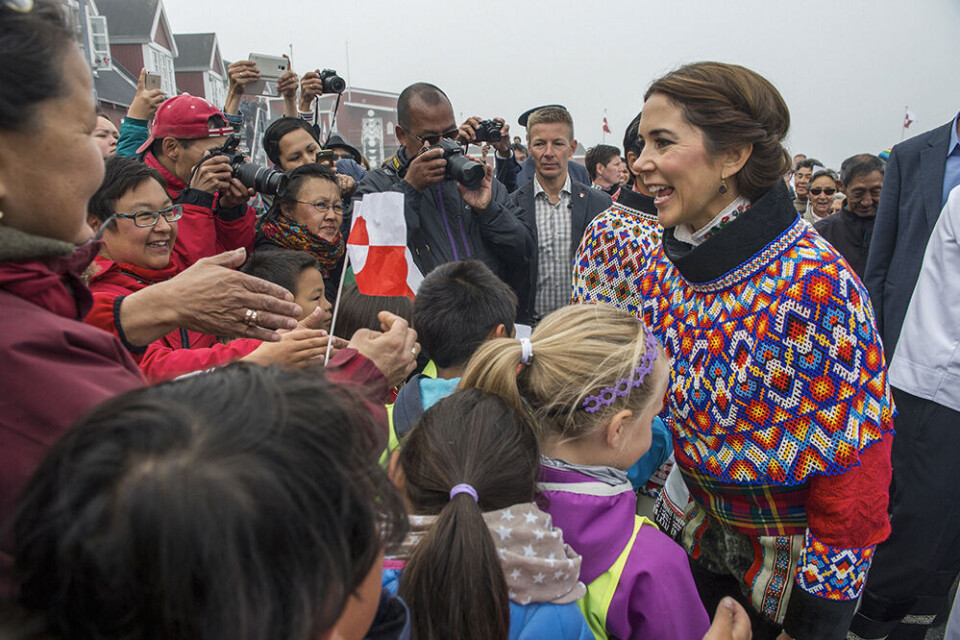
[86,157,337,382]
[0,0,415,595]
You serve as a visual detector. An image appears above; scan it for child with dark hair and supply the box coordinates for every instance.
[385,389,591,640]
[12,364,410,640]
[386,259,517,451]
[241,249,332,329]
[334,281,414,343]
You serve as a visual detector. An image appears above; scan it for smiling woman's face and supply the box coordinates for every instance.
[0,45,104,244]
[101,178,177,270]
[634,92,734,231]
[287,177,343,242]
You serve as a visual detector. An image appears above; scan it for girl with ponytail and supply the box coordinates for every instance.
[460,304,709,640]
[385,389,592,640]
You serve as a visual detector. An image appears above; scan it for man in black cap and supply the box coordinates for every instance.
[495,104,591,193]
[323,133,362,166]
[349,82,533,284]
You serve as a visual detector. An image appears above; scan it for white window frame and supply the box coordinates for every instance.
[88,15,111,70]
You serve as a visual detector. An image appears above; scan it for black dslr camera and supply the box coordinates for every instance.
[319,68,346,94]
[434,139,485,190]
[212,135,288,196]
[473,119,502,143]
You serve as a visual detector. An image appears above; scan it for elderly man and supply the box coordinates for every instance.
[350,82,532,284]
[509,106,611,324]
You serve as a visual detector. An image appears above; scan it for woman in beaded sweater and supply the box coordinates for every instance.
[632,62,895,640]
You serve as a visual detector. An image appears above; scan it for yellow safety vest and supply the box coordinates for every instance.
[577,516,656,640]
[379,361,437,468]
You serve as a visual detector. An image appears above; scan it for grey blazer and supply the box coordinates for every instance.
[864,120,954,358]
[508,179,611,324]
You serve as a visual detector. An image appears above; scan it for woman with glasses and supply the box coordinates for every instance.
[814,155,885,279]
[806,170,839,222]
[256,163,346,304]
[85,158,339,383]
[0,0,324,595]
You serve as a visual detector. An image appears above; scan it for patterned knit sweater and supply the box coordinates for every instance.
[639,181,895,638]
[571,188,661,315]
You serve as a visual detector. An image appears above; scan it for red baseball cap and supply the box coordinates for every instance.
[136,94,234,154]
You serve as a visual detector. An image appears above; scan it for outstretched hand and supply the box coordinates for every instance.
[347,311,419,386]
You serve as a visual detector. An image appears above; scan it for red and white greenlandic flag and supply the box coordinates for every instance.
[346,192,423,299]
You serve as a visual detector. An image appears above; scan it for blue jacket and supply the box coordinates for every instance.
[382,568,592,640]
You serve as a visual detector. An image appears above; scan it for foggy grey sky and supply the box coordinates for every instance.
[160,0,960,170]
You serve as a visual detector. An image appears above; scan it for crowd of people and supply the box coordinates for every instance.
[1,1,959,639]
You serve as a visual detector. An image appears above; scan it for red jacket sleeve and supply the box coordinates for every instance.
[138,336,261,383]
[782,430,893,640]
[171,191,255,270]
[84,288,149,356]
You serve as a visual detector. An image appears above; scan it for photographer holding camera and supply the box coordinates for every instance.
[135,94,259,270]
[350,82,532,282]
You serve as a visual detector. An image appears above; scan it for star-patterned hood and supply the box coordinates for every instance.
[387,502,585,606]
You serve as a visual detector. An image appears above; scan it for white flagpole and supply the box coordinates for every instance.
[324,251,351,366]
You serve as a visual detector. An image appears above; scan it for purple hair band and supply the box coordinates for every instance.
[581,323,660,414]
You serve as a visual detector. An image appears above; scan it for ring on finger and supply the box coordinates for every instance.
[244,308,259,327]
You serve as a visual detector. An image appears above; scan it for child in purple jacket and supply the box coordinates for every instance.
[461,304,710,640]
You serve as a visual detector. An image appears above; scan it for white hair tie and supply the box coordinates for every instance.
[519,338,534,366]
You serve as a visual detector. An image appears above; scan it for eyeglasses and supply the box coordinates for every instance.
[332,153,355,161]
[113,205,183,227]
[294,200,344,215]
[809,187,837,196]
[401,125,459,147]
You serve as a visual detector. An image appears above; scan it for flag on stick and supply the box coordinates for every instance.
[903,108,916,129]
[602,116,611,134]
[346,192,423,299]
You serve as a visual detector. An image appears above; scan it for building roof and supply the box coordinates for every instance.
[95,0,177,55]
[174,33,220,73]
[94,63,138,108]
[94,0,158,40]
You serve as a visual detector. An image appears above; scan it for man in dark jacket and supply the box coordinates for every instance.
[509,106,611,324]
[349,83,533,285]
[813,154,884,279]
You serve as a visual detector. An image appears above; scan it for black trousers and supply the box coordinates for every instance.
[849,388,960,640]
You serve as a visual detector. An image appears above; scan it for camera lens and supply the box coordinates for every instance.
[446,154,485,190]
[323,75,346,94]
[234,163,288,196]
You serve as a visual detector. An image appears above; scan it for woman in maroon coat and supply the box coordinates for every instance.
[0,0,418,595]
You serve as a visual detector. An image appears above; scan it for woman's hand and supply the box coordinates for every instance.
[298,70,323,113]
[119,249,301,346]
[127,69,165,121]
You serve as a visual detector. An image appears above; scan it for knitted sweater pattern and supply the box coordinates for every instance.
[639,197,894,487]
[572,203,662,315]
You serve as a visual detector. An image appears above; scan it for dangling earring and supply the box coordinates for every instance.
[718,178,728,195]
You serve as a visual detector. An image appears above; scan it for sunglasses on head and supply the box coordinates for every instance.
[809,187,837,196]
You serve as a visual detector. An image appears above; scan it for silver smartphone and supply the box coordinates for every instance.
[247,53,288,96]
[144,72,162,91]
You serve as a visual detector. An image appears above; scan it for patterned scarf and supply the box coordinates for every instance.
[258,214,345,276]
